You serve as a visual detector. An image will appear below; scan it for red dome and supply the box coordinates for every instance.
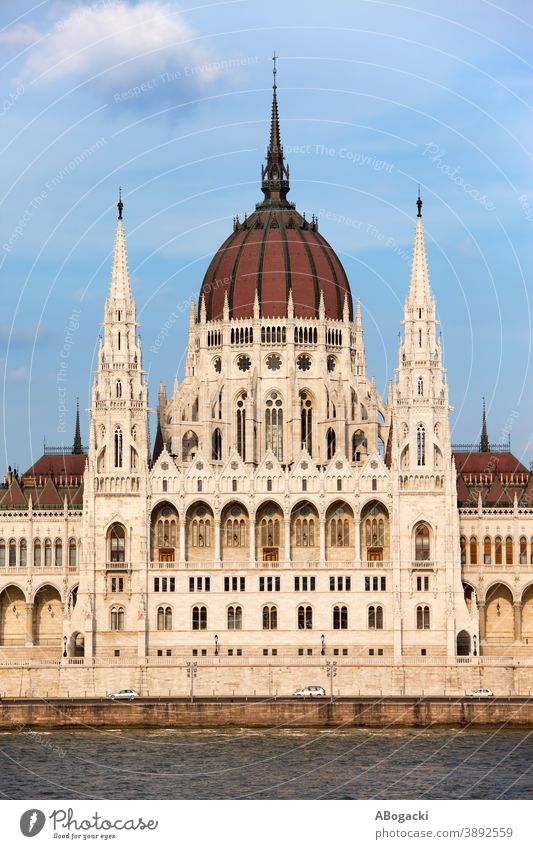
[200,208,352,322]
[199,72,352,322]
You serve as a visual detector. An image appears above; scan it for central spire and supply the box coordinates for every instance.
[260,52,291,206]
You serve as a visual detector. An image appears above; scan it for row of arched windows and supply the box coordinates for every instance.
[460,535,533,566]
[110,604,432,631]
[0,537,77,568]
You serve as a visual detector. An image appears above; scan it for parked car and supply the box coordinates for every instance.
[294,685,326,698]
[465,688,494,698]
[107,689,140,700]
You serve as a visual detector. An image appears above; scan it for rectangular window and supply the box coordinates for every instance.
[162,577,167,592]
[377,648,384,656]
[298,648,304,656]
[228,649,233,656]
[189,576,211,592]
[169,577,175,592]
[260,576,280,591]
[166,649,172,656]
[416,576,430,591]
[271,649,277,656]
[111,577,124,593]
[369,648,375,656]
[365,576,370,592]
[189,577,194,592]
[295,576,314,591]
[342,648,348,656]
[380,577,386,591]
[263,648,268,656]
[157,649,163,656]
[236,649,242,656]
[330,576,335,591]
[154,578,160,592]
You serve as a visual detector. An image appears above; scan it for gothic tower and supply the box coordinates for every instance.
[74,195,150,658]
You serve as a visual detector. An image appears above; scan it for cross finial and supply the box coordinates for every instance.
[117,186,123,220]
[272,51,277,88]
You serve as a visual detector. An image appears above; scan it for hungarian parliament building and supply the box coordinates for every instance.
[1,71,532,693]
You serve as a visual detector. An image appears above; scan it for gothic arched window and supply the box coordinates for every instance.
[415,523,430,561]
[109,524,126,562]
[212,428,222,461]
[227,605,242,630]
[116,379,122,398]
[417,377,424,396]
[417,605,430,629]
[333,605,348,629]
[236,392,247,460]
[326,428,336,459]
[265,392,283,461]
[300,391,313,454]
[114,427,123,467]
[263,605,277,630]
[416,425,425,466]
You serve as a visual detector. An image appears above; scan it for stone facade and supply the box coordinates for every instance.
[0,79,532,695]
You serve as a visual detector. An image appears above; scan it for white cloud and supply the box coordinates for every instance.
[15,1,221,103]
[0,23,40,47]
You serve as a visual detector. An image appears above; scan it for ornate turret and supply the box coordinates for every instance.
[260,53,291,207]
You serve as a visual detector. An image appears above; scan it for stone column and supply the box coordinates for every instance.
[25,602,34,646]
[284,517,291,564]
[249,514,256,563]
[477,602,486,642]
[354,516,361,566]
[179,521,186,562]
[319,517,326,562]
[513,602,522,642]
[214,519,221,562]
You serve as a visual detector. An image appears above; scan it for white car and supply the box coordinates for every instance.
[294,686,326,698]
[107,689,140,700]
[465,688,494,698]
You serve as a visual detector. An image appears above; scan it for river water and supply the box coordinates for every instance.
[1,727,532,799]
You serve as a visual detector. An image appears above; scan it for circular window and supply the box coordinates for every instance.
[231,506,241,517]
[335,507,344,516]
[266,507,275,517]
[213,357,222,373]
[327,355,336,373]
[301,506,310,516]
[161,462,169,471]
[266,354,281,371]
[161,507,172,517]
[237,355,251,372]
[297,354,311,371]
[196,506,207,517]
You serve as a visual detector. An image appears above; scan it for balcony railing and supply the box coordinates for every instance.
[148,559,393,570]
[106,562,132,571]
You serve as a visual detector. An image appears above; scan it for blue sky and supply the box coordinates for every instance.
[1,0,532,471]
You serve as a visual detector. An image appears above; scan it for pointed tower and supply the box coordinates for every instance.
[79,192,150,661]
[394,191,450,473]
[480,397,489,453]
[260,52,291,207]
[89,192,149,476]
[72,399,82,454]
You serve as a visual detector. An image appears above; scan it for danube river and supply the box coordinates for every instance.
[1,727,531,799]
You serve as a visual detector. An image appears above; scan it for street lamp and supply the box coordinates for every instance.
[325,660,337,703]
[62,635,67,658]
[186,660,197,703]
[473,634,478,657]
[321,634,325,656]
[214,634,219,656]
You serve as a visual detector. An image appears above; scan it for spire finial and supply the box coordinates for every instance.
[117,186,123,220]
[260,53,290,206]
[73,397,82,454]
[416,185,422,218]
[480,396,489,453]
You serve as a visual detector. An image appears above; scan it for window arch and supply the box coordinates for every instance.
[157,606,172,631]
[189,506,212,548]
[265,392,283,460]
[108,524,126,562]
[416,425,425,466]
[495,536,502,565]
[505,536,513,565]
[333,605,348,629]
[417,377,424,396]
[44,538,52,568]
[261,516,280,547]
[416,605,430,629]
[483,536,491,565]
[326,428,336,459]
[469,536,478,565]
[520,536,527,565]
[212,428,222,461]
[182,430,198,463]
[294,515,316,547]
[54,538,63,568]
[262,605,277,630]
[300,391,313,454]
[225,509,246,547]
[114,426,123,467]
[68,539,77,568]
[298,605,313,629]
[460,536,467,565]
[116,379,122,398]
[227,605,242,630]
[19,538,27,568]
[33,538,41,568]
[414,523,430,561]
[351,429,367,462]
[327,503,352,548]
[192,605,207,630]
[368,605,383,629]
[236,392,247,460]
[111,606,124,630]
[8,539,16,566]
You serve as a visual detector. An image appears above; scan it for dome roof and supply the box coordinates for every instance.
[199,63,353,323]
[200,208,352,321]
